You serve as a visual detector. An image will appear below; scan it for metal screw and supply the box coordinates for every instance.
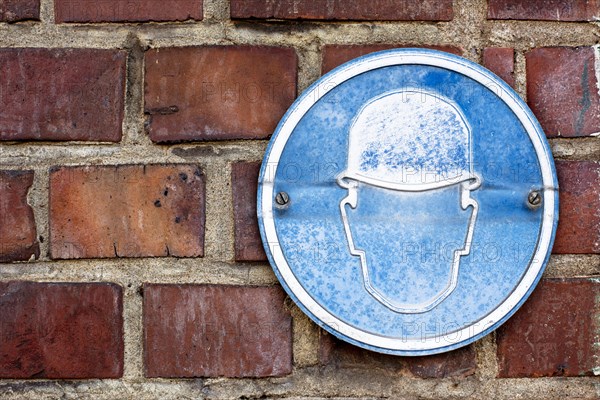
[528,190,542,207]
[275,191,289,206]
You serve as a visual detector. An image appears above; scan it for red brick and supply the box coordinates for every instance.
[322,44,463,74]
[553,161,600,254]
[526,47,600,138]
[143,284,292,377]
[488,0,599,21]
[497,278,599,377]
[0,48,126,142]
[231,0,453,21]
[0,171,39,262]
[482,47,515,88]
[50,165,205,259]
[0,0,39,21]
[319,331,476,378]
[55,0,202,23]
[232,162,267,262]
[0,281,123,379]
[145,46,297,142]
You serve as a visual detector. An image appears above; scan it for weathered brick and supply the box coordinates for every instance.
[0,48,126,142]
[55,0,202,23]
[497,278,600,377]
[318,331,403,372]
[232,161,267,262]
[0,0,39,21]
[143,284,292,377]
[231,0,453,21]
[406,346,477,378]
[488,0,599,21]
[482,47,515,88]
[553,161,600,254]
[0,170,39,262]
[526,47,600,138]
[319,331,476,378]
[322,44,463,74]
[0,281,123,379]
[50,165,205,259]
[145,46,297,142]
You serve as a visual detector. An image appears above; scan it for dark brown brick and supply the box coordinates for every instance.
[0,171,39,262]
[0,48,126,142]
[318,330,403,372]
[143,284,292,377]
[55,0,202,23]
[322,44,463,74]
[49,165,205,259]
[497,278,600,377]
[0,281,123,379]
[231,0,453,21]
[526,47,600,138]
[488,0,599,21]
[0,0,39,21]
[144,46,297,142]
[319,331,476,378]
[553,161,600,254]
[406,346,477,378]
[482,47,515,88]
[232,161,266,262]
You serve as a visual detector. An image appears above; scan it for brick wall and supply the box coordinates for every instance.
[1,0,599,398]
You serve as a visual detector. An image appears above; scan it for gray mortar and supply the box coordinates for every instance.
[514,50,527,99]
[1,0,600,398]
[289,305,320,368]
[122,33,150,147]
[39,0,54,24]
[123,281,144,380]
[545,254,600,278]
[203,159,235,261]
[550,137,600,160]
[2,372,597,400]
[26,167,50,260]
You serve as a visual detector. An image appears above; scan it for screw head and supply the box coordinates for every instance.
[275,191,290,206]
[528,190,542,207]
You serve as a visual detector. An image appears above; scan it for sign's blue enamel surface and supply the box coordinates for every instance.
[258,49,559,355]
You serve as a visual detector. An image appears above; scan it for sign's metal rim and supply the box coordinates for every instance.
[257,48,559,355]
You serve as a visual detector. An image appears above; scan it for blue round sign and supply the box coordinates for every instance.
[258,49,558,355]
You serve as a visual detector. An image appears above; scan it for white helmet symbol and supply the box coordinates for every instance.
[339,89,475,190]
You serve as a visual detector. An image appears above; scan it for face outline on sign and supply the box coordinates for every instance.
[337,88,481,313]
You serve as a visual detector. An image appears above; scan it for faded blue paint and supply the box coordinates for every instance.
[258,49,558,355]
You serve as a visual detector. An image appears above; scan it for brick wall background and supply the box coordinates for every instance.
[1,0,599,398]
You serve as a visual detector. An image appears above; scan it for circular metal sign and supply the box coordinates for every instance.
[258,49,558,355]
